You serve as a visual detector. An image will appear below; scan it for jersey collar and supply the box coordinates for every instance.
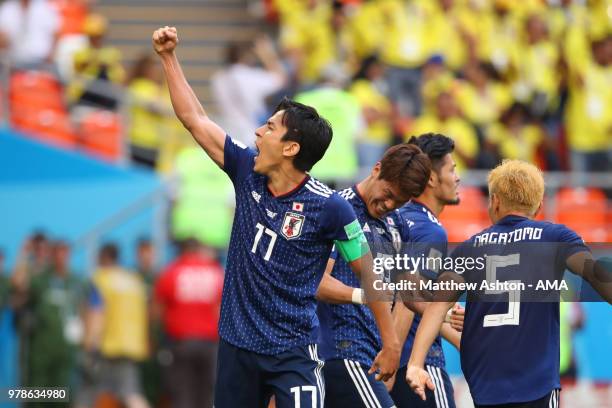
[410,199,436,216]
[267,175,310,199]
[496,214,529,225]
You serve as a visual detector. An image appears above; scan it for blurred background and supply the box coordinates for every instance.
[0,0,610,407]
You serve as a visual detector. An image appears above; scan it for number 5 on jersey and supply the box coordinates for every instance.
[252,222,277,261]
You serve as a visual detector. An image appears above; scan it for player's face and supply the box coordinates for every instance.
[366,164,411,219]
[253,110,294,174]
[433,153,460,205]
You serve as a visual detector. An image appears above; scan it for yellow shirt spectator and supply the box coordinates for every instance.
[346,1,385,60]
[409,92,479,173]
[424,2,469,70]
[349,78,392,145]
[565,59,612,153]
[93,267,148,361]
[379,0,429,68]
[487,122,543,163]
[456,62,513,127]
[128,78,167,150]
[512,15,560,106]
[277,1,335,83]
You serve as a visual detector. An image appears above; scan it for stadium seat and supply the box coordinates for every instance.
[78,110,124,161]
[554,187,607,228]
[437,187,490,242]
[12,108,77,148]
[9,71,65,114]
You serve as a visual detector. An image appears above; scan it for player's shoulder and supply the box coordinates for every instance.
[399,202,447,241]
[337,186,357,201]
[303,177,335,199]
[400,201,443,226]
[384,209,402,228]
[301,178,352,213]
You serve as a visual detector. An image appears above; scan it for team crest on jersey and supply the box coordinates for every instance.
[281,212,305,239]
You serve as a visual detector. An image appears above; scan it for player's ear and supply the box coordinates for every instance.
[533,200,543,218]
[491,193,502,213]
[371,162,382,178]
[282,140,300,158]
[428,169,438,189]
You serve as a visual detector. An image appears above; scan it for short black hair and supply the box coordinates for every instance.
[274,97,333,172]
[99,243,119,263]
[407,133,455,172]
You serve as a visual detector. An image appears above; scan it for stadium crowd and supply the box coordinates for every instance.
[259,0,612,178]
[2,0,611,178]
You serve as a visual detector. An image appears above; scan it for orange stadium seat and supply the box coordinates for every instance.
[12,108,77,148]
[79,110,123,161]
[9,71,65,114]
[438,187,489,242]
[9,71,76,147]
[554,188,609,242]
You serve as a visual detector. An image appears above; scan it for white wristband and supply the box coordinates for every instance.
[351,288,365,305]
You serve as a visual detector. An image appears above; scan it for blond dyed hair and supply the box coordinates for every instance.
[487,160,544,215]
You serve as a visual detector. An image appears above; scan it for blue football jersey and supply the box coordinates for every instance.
[397,201,448,368]
[317,186,402,366]
[219,136,361,354]
[450,215,588,405]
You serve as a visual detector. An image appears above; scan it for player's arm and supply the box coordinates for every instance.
[439,320,461,350]
[406,270,463,400]
[392,300,415,345]
[343,249,400,381]
[395,298,462,350]
[567,251,612,304]
[152,26,226,167]
[322,198,400,380]
[406,300,454,401]
[315,258,365,304]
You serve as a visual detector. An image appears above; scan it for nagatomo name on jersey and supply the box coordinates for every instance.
[449,215,588,405]
[219,136,360,355]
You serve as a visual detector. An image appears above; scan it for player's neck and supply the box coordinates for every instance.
[415,191,444,217]
[266,165,308,197]
[494,210,532,223]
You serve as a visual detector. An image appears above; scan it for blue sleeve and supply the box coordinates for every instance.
[88,284,103,308]
[555,224,590,261]
[402,223,448,280]
[318,193,360,242]
[222,135,257,185]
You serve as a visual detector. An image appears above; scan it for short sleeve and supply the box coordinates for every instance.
[399,221,448,280]
[223,135,256,185]
[318,193,360,242]
[555,224,590,262]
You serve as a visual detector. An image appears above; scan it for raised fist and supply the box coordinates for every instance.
[152,26,178,55]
